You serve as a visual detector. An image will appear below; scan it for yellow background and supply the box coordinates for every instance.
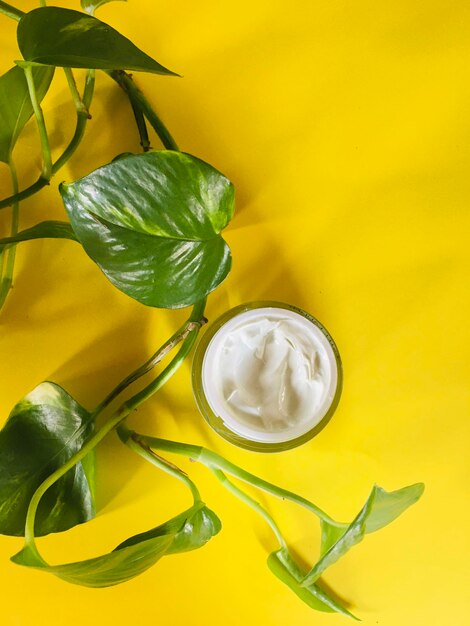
[0,1,469,624]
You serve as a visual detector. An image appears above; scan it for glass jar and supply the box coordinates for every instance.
[192,301,342,452]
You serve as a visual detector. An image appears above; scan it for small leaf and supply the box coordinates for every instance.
[303,483,425,586]
[12,533,174,587]
[319,520,348,556]
[17,7,177,75]
[116,502,221,554]
[0,65,54,163]
[267,549,358,619]
[0,221,77,250]
[12,503,221,587]
[81,0,126,15]
[0,382,96,537]
[60,151,234,309]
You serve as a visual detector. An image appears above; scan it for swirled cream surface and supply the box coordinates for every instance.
[201,307,339,443]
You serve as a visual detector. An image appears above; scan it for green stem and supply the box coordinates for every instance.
[0,1,23,20]
[0,237,4,283]
[122,429,201,503]
[0,160,19,311]
[124,323,200,411]
[24,314,205,552]
[24,406,129,549]
[53,69,95,171]
[23,65,52,180]
[211,467,287,549]
[107,70,179,150]
[63,68,90,118]
[132,436,342,527]
[0,177,48,210]
[129,98,151,151]
[92,298,206,418]
[0,70,95,210]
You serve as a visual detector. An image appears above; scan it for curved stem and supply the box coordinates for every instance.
[107,70,179,150]
[92,298,206,417]
[122,429,201,503]
[0,70,95,210]
[211,467,287,549]
[24,64,52,180]
[24,406,129,548]
[63,68,90,118]
[124,324,200,411]
[24,301,206,552]
[0,177,48,210]
[133,436,342,527]
[0,160,19,311]
[51,69,95,172]
[0,1,23,20]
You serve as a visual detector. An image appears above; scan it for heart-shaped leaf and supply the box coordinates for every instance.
[0,382,96,537]
[12,503,221,587]
[267,549,358,620]
[81,0,126,15]
[302,483,425,586]
[0,65,54,163]
[60,151,234,309]
[17,7,176,75]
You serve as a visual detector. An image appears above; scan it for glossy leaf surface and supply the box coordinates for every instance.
[60,151,234,308]
[303,483,425,585]
[17,8,176,75]
[319,519,348,556]
[12,503,221,587]
[0,65,54,163]
[0,221,77,250]
[0,383,95,537]
[267,549,357,620]
[116,502,222,554]
[81,0,126,14]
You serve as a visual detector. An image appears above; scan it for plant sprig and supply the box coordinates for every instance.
[0,0,423,618]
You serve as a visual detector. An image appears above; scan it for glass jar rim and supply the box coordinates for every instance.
[191,301,343,452]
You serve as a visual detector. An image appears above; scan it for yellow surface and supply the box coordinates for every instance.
[0,0,469,624]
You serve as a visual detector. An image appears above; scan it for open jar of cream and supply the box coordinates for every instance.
[192,301,342,452]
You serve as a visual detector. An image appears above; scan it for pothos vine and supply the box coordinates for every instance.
[0,0,423,618]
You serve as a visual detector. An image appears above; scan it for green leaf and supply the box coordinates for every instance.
[60,151,234,309]
[81,0,126,15]
[116,502,222,554]
[0,382,96,537]
[0,221,77,250]
[17,7,177,75]
[302,483,425,586]
[0,65,54,163]
[12,503,221,587]
[319,519,348,556]
[12,534,174,587]
[267,549,358,619]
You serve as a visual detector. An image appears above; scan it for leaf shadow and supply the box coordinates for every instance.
[129,384,217,447]
[49,315,152,511]
[287,544,356,612]
[63,82,148,184]
[227,240,311,310]
[252,501,355,613]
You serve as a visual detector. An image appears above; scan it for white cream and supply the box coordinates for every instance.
[201,307,339,443]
